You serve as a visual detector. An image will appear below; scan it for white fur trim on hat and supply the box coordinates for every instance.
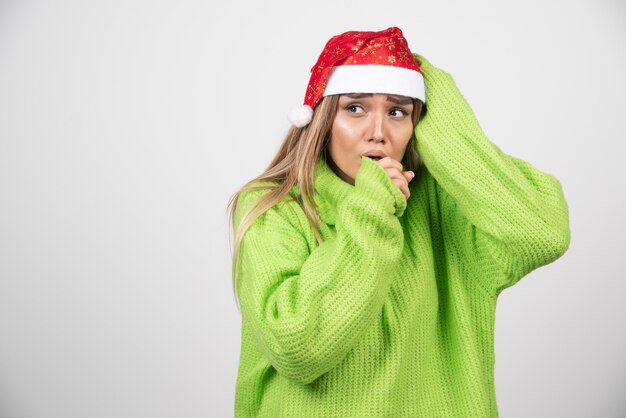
[323,65,425,103]
[288,105,314,128]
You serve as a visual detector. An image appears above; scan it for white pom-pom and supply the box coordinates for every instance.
[288,105,313,128]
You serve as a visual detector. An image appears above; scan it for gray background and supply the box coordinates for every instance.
[0,0,624,417]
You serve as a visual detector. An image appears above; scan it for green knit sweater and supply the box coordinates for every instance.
[232,54,571,417]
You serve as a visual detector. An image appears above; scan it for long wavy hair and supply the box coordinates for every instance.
[227,95,424,310]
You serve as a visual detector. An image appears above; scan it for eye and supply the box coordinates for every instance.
[389,108,409,118]
[345,104,365,114]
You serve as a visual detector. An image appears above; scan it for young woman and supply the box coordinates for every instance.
[228,27,570,417]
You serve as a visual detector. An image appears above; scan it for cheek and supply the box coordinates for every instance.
[403,128,414,148]
[330,118,361,156]
[332,116,360,141]
[400,120,415,141]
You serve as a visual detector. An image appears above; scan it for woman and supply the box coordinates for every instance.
[228,27,570,417]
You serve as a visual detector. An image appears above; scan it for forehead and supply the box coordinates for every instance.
[341,93,413,105]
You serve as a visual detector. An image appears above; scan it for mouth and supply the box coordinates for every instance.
[362,151,387,161]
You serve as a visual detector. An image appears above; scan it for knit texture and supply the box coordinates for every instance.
[232,53,571,417]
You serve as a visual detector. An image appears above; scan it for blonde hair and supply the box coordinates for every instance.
[227,96,423,310]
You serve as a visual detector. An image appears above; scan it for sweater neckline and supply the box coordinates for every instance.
[313,157,354,226]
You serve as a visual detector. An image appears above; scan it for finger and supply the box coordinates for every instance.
[385,168,411,188]
[377,156,403,171]
[402,171,415,182]
[391,177,410,200]
[388,168,414,184]
[374,158,411,199]
[397,181,410,200]
[385,168,406,185]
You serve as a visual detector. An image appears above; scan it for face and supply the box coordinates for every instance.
[327,93,414,185]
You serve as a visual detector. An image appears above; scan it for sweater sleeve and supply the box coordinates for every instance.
[234,156,406,385]
[413,53,571,294]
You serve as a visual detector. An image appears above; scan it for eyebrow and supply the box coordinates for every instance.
[343,93,412,105]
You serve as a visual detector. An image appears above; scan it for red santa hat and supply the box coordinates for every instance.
[288,27,426,127]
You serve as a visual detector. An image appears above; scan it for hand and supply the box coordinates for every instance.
[412,52,475,139]
[412,53,439,76]
[374,157,415,200]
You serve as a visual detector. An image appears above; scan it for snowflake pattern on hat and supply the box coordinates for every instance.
[289,27,424,127]
[305,27,422,109]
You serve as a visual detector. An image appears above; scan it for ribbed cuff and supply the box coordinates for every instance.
[353,156,407,218]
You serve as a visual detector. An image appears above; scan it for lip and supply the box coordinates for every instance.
[361,150,387,159]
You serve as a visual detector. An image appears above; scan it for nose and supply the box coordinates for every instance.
[370,112,386,143]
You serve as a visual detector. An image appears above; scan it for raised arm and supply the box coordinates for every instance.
[413,53,571,293]
[234,157,406,384]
